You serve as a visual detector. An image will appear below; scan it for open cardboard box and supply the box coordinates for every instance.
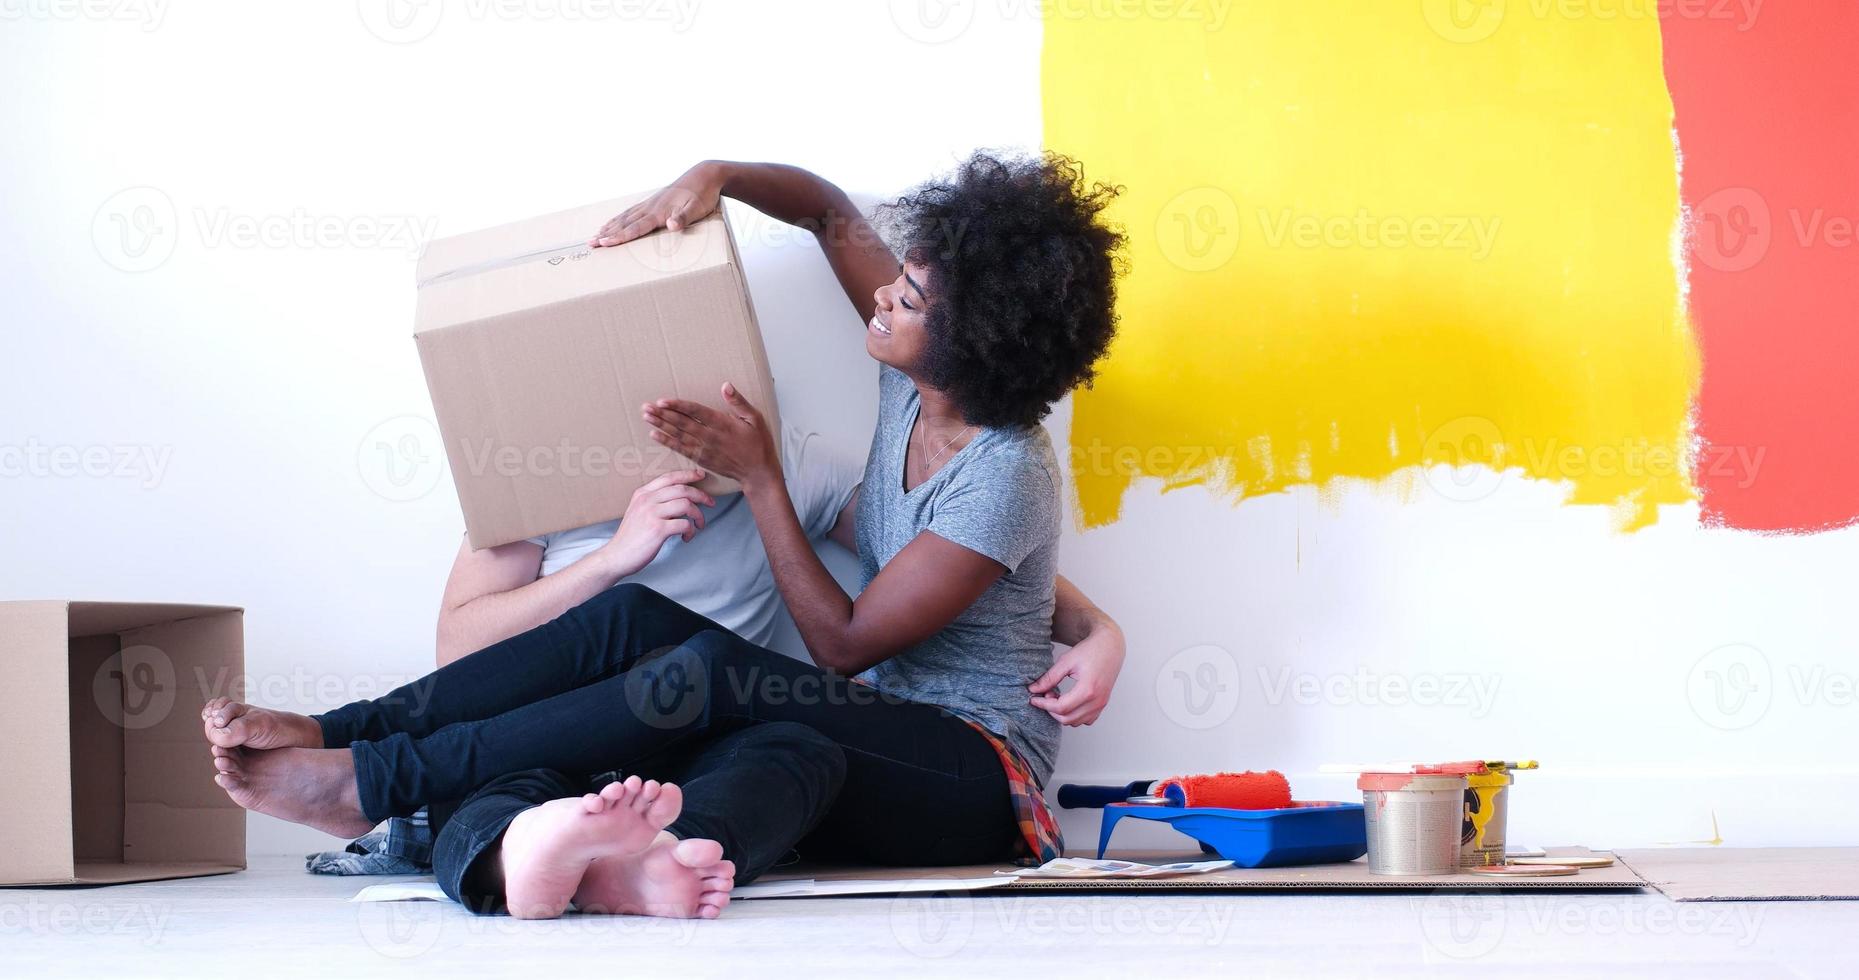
[0,601,245,886]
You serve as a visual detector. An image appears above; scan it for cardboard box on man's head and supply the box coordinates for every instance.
[0,601,245,886]
[415,196,781,550]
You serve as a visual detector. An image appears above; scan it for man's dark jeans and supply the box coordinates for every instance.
[315,584,1018,911]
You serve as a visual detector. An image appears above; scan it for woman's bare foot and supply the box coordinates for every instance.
[201,697,323,750]
[210,744,374,839]
[498,776,734,920]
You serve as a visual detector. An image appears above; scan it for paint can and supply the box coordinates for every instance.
[1460,768,1512,867]
[1358,773,1466,875]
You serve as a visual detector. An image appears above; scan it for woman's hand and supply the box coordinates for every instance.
[591,162,725,247]
[643,383,781,491]
[1028,620,1126,727]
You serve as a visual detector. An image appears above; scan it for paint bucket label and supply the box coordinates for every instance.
[1460,771,1512,867]
[1359,774,1465,875]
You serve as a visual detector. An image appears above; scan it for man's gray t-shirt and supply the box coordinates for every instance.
[854,365,1062,784]
[527,426,859,651]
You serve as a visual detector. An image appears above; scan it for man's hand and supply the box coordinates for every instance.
[1029,621,1126,727]
[591,163,724,247]
[642,383,781,491]
[594,469,716,580]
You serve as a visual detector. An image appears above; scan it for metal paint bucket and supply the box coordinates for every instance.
[1358,773,1466,875]
[1460,768,1513,867]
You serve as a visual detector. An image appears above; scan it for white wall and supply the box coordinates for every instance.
[3,2,1852,859]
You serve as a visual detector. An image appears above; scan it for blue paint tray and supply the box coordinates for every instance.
[1095,801,1368,868]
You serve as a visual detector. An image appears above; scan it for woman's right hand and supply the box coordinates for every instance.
[591,163,725,247]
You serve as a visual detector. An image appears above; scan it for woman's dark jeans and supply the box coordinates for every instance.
[315,584,1018,900]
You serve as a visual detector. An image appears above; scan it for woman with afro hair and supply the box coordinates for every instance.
[625,150,1126,849]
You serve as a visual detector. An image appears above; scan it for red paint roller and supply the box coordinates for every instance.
[1153,770,1293,809]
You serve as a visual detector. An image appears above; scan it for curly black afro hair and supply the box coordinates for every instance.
[876,150,1125,429]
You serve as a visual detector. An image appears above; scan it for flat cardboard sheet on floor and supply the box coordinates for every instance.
[1617,847,1859,902]
[761,847,1643,892]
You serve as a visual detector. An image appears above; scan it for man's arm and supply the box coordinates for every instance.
[433,469,716,666]
[1028,576,1126,727]
[436,537,617,666]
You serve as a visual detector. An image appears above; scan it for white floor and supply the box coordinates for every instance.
[4,855,1855,977]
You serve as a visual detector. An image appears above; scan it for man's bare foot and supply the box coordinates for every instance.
[211,744,374,839]
[498,776,735,920]
[201,697,323,751]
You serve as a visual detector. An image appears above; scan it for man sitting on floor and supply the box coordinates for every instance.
[300,427,1126,908]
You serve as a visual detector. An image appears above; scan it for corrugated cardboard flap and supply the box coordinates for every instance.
[0,601,78,885]
[119,613,247,870]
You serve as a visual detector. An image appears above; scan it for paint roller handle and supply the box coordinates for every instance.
[1055,781,1156,809]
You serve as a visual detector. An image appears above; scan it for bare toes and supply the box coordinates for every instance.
[644,783,683,828]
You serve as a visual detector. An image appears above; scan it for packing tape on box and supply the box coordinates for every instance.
[417,239,591,289]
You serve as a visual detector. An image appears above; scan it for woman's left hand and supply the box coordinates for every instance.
[643,383,781,490]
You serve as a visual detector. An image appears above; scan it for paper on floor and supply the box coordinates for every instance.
[352,875,1020,904]
[1001,858,1235,879]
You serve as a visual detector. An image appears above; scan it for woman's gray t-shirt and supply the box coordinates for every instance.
[854,365,1062,784]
